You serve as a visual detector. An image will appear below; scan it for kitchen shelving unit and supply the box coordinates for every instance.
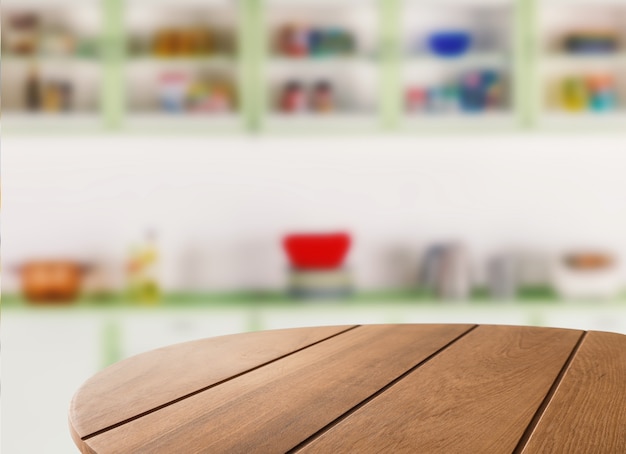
[1,0,103,132]
[532,0,626,130]
[399,0,525,131]
[1,0,624,134]
[259,0,382,132]
[122,0,245,132]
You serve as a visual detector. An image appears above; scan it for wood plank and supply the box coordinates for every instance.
[518,331,626,454]
[83,324,474,454]
[296,325,583,453]
[70,325,356,439]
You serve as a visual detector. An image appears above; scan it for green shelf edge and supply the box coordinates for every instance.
[3,287,625,312]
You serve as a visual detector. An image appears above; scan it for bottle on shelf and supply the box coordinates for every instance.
[7,12,40,56]
[406,69,505,115]
[558,73,617,113]
[126,229,161,304]
[310,80,334,113]
[41,79,73,113]
[25,64,42,111]
[279,80,307,113]
[277,24,308,57]
[277,23,355,58]
[562,30,620,55]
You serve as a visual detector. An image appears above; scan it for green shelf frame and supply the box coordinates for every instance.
[381,0,402,131]
[103,0,124,131]
[2,0,625,135]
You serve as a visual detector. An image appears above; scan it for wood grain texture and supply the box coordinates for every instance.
[69,416,96,454]
[297,325,583,454]
[519,331,626,454]
[81,324,474,454]
[70,325,355,438]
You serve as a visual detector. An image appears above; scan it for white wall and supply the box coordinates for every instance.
[3,133,626,292]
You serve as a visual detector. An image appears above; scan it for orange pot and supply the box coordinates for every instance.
[18,261,88,304]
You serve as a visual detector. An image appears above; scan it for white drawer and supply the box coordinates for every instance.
[120,310,249,359]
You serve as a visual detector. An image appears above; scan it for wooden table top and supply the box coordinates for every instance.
[69,324,626,453]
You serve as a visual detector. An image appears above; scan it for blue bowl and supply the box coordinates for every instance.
[428,31,471,57]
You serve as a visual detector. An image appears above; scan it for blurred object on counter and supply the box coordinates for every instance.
[278,80,337,114]
[276,23,355,58]
[126,230,161,304]
[419,243,472,300]
[283,232,350,269]
[406,69,506,114]
[283,232,352,299]
[565,252,614,270]
[487,251,519,301]
[16,260,89,304]
[561,30,620,55]
[288,268,353,299]
[158,71,236,114]
[515,249,551,289]
[556,74,618,113]
[552,250,622,300]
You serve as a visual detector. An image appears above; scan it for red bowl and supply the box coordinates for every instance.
[283,232,351,270]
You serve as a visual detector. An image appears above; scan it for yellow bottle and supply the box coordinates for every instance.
[126,230,161,304]
[561,77,587,112]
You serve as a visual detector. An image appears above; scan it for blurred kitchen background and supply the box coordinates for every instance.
[2,0,626,452]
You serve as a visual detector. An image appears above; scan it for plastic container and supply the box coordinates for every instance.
[283,232,351,270]
[428,31,472,57]
[552,251,622,300]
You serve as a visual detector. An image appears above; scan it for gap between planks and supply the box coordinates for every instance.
[82,324,362,441]
[286,324,480,453]
[512,330,588,454]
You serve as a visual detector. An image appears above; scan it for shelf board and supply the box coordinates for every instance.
[538,111,626,129]
[407,0,515,5]
[404,52,511,68]
[263,112,381,132]
[266,0,378,5]
[1,55,101,65]
[539,0,626,4]
[540,53,626,67]
[126,56,237,67]
[401,111,519,130]
[124,112,243,131]
[267,56,378,67]
[1,112,103,132]
[127,0,232,5]
[3,0,101,7]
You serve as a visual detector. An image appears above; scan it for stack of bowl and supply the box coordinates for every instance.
[282,232,352,299]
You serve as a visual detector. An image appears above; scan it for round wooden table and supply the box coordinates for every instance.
[69,324,626,453]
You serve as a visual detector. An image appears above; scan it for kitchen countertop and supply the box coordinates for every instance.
[3,289,625,311]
